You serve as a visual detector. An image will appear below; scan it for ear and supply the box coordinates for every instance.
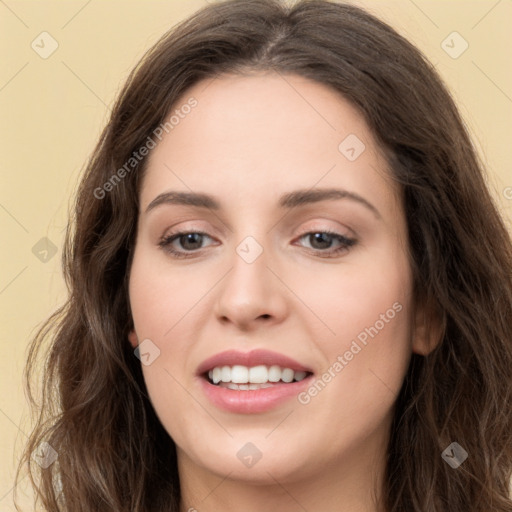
[128,329,139,349]
[411,297,445,356]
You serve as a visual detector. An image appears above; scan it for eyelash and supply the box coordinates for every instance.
[158,229,357,259]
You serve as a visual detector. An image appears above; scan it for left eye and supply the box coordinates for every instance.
[295,231,356,257]
[158,230,356,259]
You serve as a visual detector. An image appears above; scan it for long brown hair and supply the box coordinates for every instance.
[16,1,512,510]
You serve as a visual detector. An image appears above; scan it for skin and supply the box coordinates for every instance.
[128,71,436,512]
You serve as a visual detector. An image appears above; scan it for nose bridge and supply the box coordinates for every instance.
[228,233,272,298]
[235,234,266,267]
[213,231,288,326]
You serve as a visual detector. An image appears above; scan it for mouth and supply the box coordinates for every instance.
[196,349,315,413]
[203,364,313,390]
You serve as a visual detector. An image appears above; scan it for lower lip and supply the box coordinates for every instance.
[198,376,314,414]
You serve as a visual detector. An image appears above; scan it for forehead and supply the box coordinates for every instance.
[140,72,398,215]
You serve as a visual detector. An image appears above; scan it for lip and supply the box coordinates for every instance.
[198,374,315,414]
[196,349,313,375]
[196,349,314,414]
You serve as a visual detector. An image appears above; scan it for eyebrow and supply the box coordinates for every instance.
[145,187,381,218]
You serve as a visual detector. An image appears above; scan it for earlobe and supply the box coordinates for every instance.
[128,329,138,348]
[411,299,445,356]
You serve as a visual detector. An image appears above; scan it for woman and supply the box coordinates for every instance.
[17,0,512,511]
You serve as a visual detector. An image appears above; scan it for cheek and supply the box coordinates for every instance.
[128,245,204,339]
[128,246,214,436]
[298,253,413,433]
[299,234,412,347]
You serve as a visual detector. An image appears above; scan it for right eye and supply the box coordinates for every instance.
[158,231,216,259]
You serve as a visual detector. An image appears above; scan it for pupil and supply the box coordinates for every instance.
[181,233,202,250]
[311,233,331,249]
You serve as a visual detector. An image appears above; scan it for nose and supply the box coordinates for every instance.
[213,240,289,332]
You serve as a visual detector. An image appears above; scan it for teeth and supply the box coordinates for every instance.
[223,382,274,390]
[281,368,295,383]
[294,371,307,381]
[249,365,268,383]
[268,365,281,382]
[221,366,231,382]
[206,365,309,385]
[231,365,249,383]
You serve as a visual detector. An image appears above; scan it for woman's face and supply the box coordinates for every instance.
[128,72,429,487]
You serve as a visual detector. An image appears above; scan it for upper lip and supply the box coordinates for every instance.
[196,349,313,376]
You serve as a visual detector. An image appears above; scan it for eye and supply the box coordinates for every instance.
[295,230,356,257]
[158,230,215,258]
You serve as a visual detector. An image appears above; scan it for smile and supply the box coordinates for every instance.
[197,349,315,413]
[207,364,309,389]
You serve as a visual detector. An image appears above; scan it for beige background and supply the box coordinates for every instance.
[1,0,511,509]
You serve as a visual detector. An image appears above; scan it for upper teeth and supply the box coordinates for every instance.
[208,365,308,384]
